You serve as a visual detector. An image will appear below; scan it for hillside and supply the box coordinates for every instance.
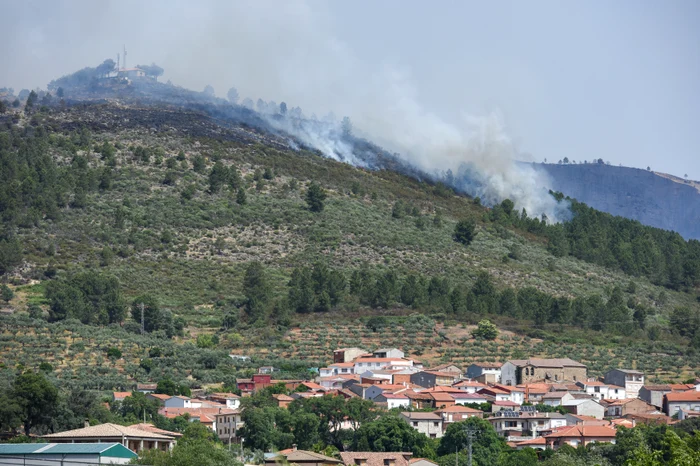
[541,163,700,240]
[1,86,699,393]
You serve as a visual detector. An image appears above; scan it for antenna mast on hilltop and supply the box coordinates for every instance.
[123,45,127,69]
[117,52,120,70]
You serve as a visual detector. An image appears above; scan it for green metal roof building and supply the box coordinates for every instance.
[0,442,137,465]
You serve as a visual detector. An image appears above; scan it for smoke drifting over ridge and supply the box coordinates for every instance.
[2,0,568,221]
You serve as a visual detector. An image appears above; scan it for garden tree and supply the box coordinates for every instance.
[352,414,428,455]
[1,284,13,302]
[243,261,271,322]
[290,411,320,449]
[454,218,477,246]
[156,378,190,397]
[471,319,498,340]
[496,449,539,466]
[137,63,164,81]
[45,272,126,324]
[344,397,376,431]
[306,181,327,212]
[438,418,505,466]
[136,434,240,466]
[113,391,159,422]
[239,407,293,451]
[227,87,239,104]
[13,371,59,435]
[0,393,23,432]
[289,395,347,447]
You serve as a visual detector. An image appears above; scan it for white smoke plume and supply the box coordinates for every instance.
[0,0,569,221]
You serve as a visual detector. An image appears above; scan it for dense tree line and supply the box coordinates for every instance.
[285,264,659,338]
[485,195,700,292]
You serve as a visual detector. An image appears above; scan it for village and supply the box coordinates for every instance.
[4,346,698,464]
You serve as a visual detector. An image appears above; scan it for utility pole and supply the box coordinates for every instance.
[465,426,479,466]
[140,302,145,335]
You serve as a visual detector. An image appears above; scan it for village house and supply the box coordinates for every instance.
[663,391,700,417]
[541,391,574,407]
[163,395,192,408]
[136,383,157,394]
[428,364,463,374]
[372,348,405,359]
[334,348,368,363]
[146,393,171,404]
[404,391,434,409]
[400,412,443,439]
[465,362,502,383]
[562,399,605,419]
[600,398,657,418]
[639,384,695,409]
[544,425,617,449]
[452,380,487,393]
[576,380,626,400]
[434,405,483,429]
[207,393,241,409]
[564,414,610,427]
[214,409,243,444]
[501,358,587,386]
[604,369,644,399]
[477,386,513,403]
[265,447,342,466]
[491,400,521,412]
[113,391,131,402]
[451,392,489,405]
[320,362,356,377]
[488,410,567,440]
[42,423,177,453]
[340,452,413,466]
[374,392,410,409]
[410,371,460,388]
[273,394,295,409]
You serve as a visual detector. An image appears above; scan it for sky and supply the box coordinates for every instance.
[1,0,698,179]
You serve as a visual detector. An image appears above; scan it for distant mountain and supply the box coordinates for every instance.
[540,163,700,240]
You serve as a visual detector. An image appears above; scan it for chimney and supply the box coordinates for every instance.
[292,444,297,451]
[84,419,90,428]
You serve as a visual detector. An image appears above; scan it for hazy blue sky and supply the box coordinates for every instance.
[1,0,698,179]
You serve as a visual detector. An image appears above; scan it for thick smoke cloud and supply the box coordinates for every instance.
[1,0,567,220]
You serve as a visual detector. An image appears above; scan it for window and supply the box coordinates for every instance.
[430,434,436,439]
[434,422,439,427]
[383,460,395,466]
[594,387,600,393]
[413,422,418,427]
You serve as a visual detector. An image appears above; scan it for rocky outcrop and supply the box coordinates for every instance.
[539,163,700,240]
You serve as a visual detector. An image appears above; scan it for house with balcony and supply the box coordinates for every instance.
[400,412,443,439]
[604,369,644,399]
[544,425,617,449]
[465,362,502,383]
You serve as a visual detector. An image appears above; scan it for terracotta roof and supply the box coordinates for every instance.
[514,437,547,446]
[273,394,295,401]
[43,423,173,440]
[136,383,158,390]
[545,425,616,439]
[478,387,509,395]
[275,449,342,463]
[380,393,408,399]
[209,392,240,399]
[423,386,464,394]
[435,405,482,414]
[508,358,586,368]
[331,362,355,368]
[128,423,182,438]
[430,392,455,402]
[428,364,462,373]
[148,394,171,400]
[492,400,519,407]
[113,392,131,400]
[340,452,412,466]
[401,412,442,421]
[409,459,438,466]
[611,418,635,428]
[301,382,325,391]
[160,407,237,420]
[451,392,487,400]
[665,391,700,402]
[452,380,487,388]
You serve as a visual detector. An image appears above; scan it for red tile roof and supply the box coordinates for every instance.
[665,391,700,402]
[545,425,616,439]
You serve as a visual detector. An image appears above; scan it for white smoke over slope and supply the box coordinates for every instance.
[0,0,568,221]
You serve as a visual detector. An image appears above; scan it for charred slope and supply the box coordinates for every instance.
[540,163,700,240]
